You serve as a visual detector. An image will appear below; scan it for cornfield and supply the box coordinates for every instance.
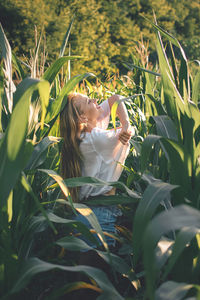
[0,15,200,300]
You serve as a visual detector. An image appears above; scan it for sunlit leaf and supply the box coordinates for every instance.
[192,69,200,105]
[141,134,161,172]
[0,78,48,211]
[42,56,83,85]
[151,115,178,141]
[155,281,194,300]
[25,136,61,170]
[59,15,75,57]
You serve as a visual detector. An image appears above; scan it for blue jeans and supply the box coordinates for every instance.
[73,205,122,248]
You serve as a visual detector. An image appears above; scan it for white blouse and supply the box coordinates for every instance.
[79,100,130,200]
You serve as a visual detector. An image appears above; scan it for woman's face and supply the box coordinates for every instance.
[74,94,102,122]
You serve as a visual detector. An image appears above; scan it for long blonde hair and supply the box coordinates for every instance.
[59,93,85,202]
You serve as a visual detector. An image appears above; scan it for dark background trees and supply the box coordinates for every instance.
[0,0,199,78]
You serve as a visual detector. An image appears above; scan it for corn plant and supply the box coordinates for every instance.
[131,17,200,300]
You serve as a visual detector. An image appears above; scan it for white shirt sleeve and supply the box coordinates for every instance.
[91,127,130,165]
[96,99,110,129]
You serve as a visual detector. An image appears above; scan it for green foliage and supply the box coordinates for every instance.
[0,0,199,77]
[0,11,200,300]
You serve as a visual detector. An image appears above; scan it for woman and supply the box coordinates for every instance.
[59,93,133,248]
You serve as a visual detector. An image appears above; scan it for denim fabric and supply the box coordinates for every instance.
[73,205,122,248]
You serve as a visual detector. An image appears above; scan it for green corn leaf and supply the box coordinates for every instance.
[143,205,200,300]
[59,15,75,58]
[20,172,56,234]
[74,202,109,251]
[160,138,191,195]
[0,78,49,213]
[132,179,178,264]
[0,64,4,132]
[141,134,161,173]
[13,77,50,129]
[192,69,200,105]
[56,235,137,284]
[25,136,61,170]
[111,95,138,132]
[124,62,161,77]
[169,42,179,90]
[151,115,178,141]
[42,56,82,85]
[0,23,14,113]
[34,210,99,246]
[38,169,108,250]
[162,227,200,280]
[145,94,166,116]
[155,281,195,300]
[9,257,124,300]
[179,57,190,99]
[141,15,187,61]
[111,101,119,131]
[12,52,26,80]
[47,173,141,199]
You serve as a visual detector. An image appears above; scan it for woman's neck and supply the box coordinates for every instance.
[85,120,97,132]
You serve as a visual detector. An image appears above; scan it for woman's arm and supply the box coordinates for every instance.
[108,95,134,145]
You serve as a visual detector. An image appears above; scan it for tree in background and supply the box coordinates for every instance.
[0,0,199,78]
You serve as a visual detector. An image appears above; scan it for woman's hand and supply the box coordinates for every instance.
[118,121,134,145]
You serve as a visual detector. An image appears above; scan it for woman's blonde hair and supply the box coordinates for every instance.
[59,93,85,202]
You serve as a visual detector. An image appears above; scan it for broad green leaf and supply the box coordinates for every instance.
[34,210,99,246]
[155,32,179,119]
[85,194,138,206]
[12,53,26,80]
[141,134,161,172]
[155,281,194,300]
[20,172,56,234]
[13,77,50,129]
[37,80,50,129]
[145,94,166,116]
[56,235,137,283]
[59,15,75,57]
[38,169,109,250]
[0,64,4,132]
[151,115,178,141]
[10,257,124,300]
[161,139,191,195]
[111,101,119,131]
[7,190,13,222]
[0,78,48,211]
[0,23,14,113]
[143,205,200,300]
[142,15,187,61]
[169,42,179,89]
[45,72,95,124]
[111,95,139,131]
[47,174,141,199]
[124,62,161,77]
[179,57,190,99]
[188,102,200,133]
[192,69,200,105]
[73,202,109,251]
[25,136,61,170]
[162,227,200,280]
[56,235,93,252]
[132,179,178,264]
[42,56,82,85]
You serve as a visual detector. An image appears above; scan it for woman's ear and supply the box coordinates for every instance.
[79,114,88,124]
